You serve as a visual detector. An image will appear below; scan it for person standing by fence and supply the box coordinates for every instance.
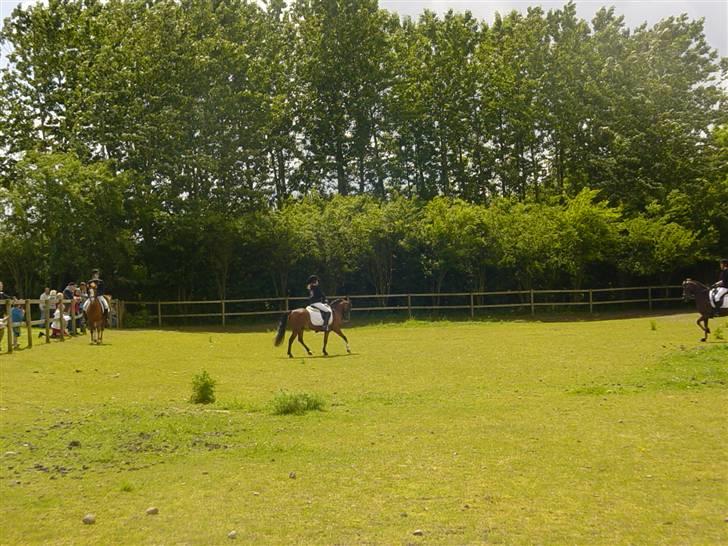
[39,287,51,325]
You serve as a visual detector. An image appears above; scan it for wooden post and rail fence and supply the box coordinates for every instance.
[115,285,683,329]
[1,285,683,353]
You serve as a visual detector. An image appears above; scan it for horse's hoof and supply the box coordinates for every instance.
[307,351,312,356]
[288,354,293,358]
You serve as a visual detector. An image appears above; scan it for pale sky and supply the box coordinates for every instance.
[1,0,726,66]
[379,0,727,56]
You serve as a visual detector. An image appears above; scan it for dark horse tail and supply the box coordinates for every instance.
[274,312,289,346]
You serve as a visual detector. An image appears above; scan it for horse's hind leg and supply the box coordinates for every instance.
[297,332,312,356]
[322,331,330,356]
[334,328,350,353]
[287,331,296,358]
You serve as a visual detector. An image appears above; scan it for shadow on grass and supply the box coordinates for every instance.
[278,353,357,361]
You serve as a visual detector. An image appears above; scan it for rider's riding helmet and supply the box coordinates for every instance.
[307,275,319,284]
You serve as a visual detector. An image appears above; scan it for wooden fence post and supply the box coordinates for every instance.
[59,301,65,342]
[25,300,32,349]
[5,300,12,353]
[589,289,593,314]
[45,300,50,343]
[530,289,535,316]
[648,287,653,311]
[157,301,162,328]
[221,300,226,327]
[69,299,76,335]
[470,293,474,318]
[407,294,412,319]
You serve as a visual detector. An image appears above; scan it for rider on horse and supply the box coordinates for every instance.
[711,258,728,316]
[82,268,110,323]
[307,275,330,332]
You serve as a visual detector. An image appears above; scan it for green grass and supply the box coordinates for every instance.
[271,391,326,415]
[1,315,727,545]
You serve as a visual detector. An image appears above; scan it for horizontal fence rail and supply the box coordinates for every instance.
[117,285,683,328]
[0,298,120,355]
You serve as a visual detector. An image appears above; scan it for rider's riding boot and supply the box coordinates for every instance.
[322,312,329,332]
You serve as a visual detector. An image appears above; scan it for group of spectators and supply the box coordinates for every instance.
[0,274,110,349]
[38,281,88,338]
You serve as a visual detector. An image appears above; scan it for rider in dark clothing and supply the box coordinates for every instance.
[307,275,330,332]
[711,259,728,316]
[86,268,109,323]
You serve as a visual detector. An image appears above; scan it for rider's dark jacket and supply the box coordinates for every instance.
[308,284,326,305]
[717,268,728,287]
[88,278,105,296]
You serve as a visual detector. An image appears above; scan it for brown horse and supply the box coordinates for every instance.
[274,298,352,358]
[84,289,105,344]
[682,279,727,342]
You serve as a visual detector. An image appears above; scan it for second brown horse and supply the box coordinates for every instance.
[274,298,352,358]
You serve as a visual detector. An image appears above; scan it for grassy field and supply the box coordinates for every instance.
[1,313,727,545]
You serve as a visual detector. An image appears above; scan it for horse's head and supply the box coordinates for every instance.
[682,279,692,302]
[682,278,706,302]
[332,297,352,322]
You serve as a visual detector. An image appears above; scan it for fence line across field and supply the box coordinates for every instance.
[119,285,683,328]
[1,298,120,355]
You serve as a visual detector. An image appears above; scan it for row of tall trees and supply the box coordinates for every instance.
[1,0,726,299]
[0,174,716,299]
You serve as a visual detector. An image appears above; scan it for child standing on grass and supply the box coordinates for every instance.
[11,300,24,349]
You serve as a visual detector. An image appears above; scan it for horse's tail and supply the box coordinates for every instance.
[274,312,289,346]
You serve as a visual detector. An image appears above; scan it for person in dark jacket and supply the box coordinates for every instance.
[307,275,330,332]
[711,258,728,316]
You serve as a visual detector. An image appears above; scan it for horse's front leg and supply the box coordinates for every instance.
[322,330,330,356]
[697,316,709,342]
[297,332,313,356]
[333,328,350,353]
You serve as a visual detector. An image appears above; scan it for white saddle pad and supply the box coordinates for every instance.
[306,304,333,327]
[708,288,728,309]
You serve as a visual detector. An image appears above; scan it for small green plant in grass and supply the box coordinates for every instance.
[190,370,216,404]
[714,326,724,340]
[120,482,134,492]
[650,320,657,331]
[272,391,325,415]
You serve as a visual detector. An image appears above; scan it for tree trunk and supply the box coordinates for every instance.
[336,137,347,195]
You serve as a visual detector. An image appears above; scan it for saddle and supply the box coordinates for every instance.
[708,288,728,309]
[306,304,333,327]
